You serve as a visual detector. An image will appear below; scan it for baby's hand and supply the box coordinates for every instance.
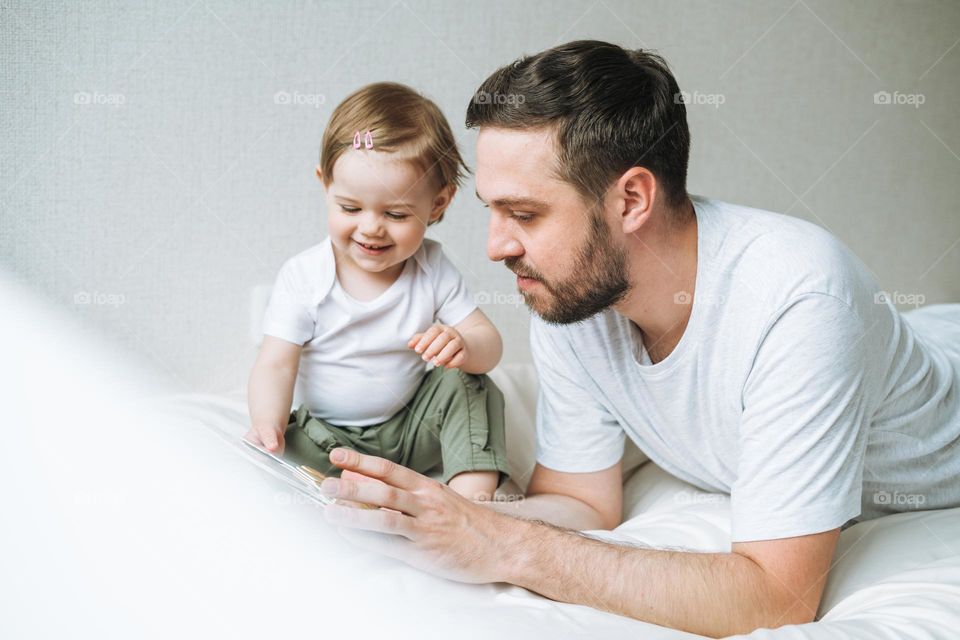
[408,323,467,369]
[244,423,286,454]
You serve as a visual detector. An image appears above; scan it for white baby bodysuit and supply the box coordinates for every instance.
[262,237,477,427]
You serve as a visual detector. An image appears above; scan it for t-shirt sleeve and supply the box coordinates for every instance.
[431,246,478,327]
[531,318,626,472]
[261,259,316,345]
[732,293,875,542]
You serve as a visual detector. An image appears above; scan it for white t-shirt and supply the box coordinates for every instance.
[262,237,477,427]
[533,196,960,542]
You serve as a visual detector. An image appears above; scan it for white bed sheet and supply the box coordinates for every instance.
[3,272,959,639]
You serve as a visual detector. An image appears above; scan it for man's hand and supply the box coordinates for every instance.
[321,447,512,583]
[321,449,841,636]
[243,423,285,454]
[408,323,467,369]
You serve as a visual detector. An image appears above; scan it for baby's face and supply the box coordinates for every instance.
[322,150,448,276]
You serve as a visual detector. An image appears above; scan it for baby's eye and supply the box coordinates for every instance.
[385,211,409,221]
[339,205,360,213]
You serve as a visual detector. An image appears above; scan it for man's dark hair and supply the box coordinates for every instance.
[466,40,690,211]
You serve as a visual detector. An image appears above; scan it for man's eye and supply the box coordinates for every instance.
[340,205,360,213]
[385,212,409,221]
[512,212,534,223]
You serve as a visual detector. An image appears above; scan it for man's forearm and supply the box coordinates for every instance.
[500,519,798,637]
[480,493,607,531]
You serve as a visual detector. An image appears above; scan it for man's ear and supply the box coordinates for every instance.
[616,167,656,235]
[429,185,456,223]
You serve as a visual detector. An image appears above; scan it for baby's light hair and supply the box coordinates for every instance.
[320,82,469,224]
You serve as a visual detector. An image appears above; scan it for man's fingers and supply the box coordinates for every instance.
[324,503,416,539]
[340,469,381,484]
[407,333,423,348]
[321,476,421,516]
[336,470,386,508]
[329,448,429,492]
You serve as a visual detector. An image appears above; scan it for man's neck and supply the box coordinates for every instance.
[613,199,698,363]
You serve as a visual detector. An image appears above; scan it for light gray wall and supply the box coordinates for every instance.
[3,0,958,393]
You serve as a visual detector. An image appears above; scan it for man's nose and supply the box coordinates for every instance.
[487,214,523,262]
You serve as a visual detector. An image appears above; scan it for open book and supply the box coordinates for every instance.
[236,439,376,509]
[238,438,338,505]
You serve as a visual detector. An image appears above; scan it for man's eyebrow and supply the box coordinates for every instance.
[475,190,548,210]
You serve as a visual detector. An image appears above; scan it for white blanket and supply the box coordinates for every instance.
[3,272,959,639]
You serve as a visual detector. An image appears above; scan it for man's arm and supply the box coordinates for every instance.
[321,449,838,638]
[503,520,838,637]
[481,461,623,531]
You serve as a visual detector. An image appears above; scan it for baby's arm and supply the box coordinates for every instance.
[245,335,303,453]
[454,308,503,374]
[408,309,503,374]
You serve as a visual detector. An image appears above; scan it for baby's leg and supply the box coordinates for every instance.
[397,367,510,499]
[447,470,498,501]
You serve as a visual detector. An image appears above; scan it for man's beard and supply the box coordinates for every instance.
[506,213,631,324]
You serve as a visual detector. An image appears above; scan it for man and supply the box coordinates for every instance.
[316,40,960,636]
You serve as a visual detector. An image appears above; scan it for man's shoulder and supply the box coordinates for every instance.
[699,197,878,308]
[701,197,848,266]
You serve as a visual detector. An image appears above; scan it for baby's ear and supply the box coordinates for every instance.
[430,185,456,220]
[315,165,324,182]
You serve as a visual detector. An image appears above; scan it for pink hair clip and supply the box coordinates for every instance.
[364,130,373,149]
[353,131,361,149]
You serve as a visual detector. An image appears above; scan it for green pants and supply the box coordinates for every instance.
[283,366,510,487]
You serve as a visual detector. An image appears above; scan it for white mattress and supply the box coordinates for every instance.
[3,272,959,639]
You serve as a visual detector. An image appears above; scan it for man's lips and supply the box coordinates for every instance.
[516,274,539,290]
